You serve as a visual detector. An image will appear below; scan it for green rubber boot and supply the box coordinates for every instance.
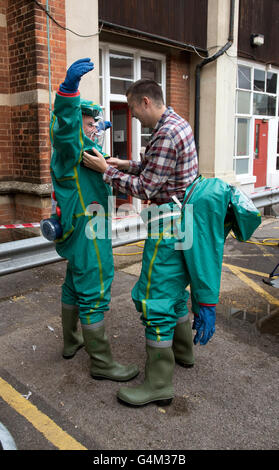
[61,304,84,359]
[82,324,139,382]
[117,344,175,407]
[173,319,194,368]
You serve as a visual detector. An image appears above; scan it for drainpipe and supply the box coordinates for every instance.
[46,0,52,118]
[46,0,54,210]
[194,0,235,156]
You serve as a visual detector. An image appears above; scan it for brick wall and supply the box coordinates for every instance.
[166,52,190,123]
[0,0,13,185]
[0,0,66,241]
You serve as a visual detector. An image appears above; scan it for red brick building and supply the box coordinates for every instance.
[0,0,66,241]
[3,1,278,243]
[0,0,203,241]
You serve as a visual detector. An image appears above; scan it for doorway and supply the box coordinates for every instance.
[110,102,132,206]
[253,119,268,188]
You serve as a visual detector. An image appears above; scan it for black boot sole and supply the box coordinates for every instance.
[175,359,194,368]
[62,344,84,360]
[91,371,139,382]
[117,396,173,408]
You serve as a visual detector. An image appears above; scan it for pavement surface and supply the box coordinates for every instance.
[0,216,279,453]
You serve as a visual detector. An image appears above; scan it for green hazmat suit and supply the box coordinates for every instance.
[132,175,261,345]
[49,93,113,326]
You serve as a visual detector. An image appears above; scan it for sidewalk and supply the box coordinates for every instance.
[0,217,278,450]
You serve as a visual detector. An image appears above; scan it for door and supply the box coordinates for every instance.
[110,102,132,206]
[253,119,268,188]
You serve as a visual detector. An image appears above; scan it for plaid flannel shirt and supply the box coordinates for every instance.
[103,106,198,204]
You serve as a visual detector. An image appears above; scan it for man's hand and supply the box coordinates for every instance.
[106,157,130,171]
[193,305,216,345]
[59,58,94,94]
[83,148,108,173]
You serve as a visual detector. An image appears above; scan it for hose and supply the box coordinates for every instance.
[230,232,279,247]
[113,241,145,256]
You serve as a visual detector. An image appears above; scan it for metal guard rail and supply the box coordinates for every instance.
[0,215,147,276]
[1,189,279,276]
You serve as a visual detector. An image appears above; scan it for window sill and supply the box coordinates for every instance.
[235,175,257,185]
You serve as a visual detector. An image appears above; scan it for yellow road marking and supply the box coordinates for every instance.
[223,263,269,278]
[0,377,87,450]
[224,264,279,307]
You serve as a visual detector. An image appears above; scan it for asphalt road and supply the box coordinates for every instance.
[0,217,278,455]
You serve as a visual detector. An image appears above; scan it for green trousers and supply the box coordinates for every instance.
[132,204,191,345]
[58,214,114,327]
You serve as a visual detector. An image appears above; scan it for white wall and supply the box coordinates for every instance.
[65,0,99,101]
[198,0,239,184]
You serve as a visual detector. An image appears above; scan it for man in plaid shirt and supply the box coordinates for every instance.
[83,79,198,407]
[101,104,198,205]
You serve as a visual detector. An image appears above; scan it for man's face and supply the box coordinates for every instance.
[127,94,150,127]
[82,114,98,140]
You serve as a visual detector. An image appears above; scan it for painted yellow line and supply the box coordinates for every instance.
[225,264,279,307]
[223,263,269,278]
[0,377,87,450]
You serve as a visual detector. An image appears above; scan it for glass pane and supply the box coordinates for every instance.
[254,69,265,92]
[276,156,279,171]
[235,158,249,175]
[110,51,133,79]
[238,65,251,90]
[111,78,133,95]
[253,93,268,115]
[266,72,277,94]
[112,108,127,159]
[277,123,279,154]
[237,90,251,114]
[111,107,129,203]
[267,95,276,116]
[237,118,249,156]
[141,58,161,82]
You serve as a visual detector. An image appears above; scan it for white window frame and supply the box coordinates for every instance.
[99,43,166,211]
[235,59,279,185]
[99,42,166,158]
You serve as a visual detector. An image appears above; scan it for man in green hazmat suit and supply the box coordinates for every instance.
[84,77,261,407]
[42,58,138,382]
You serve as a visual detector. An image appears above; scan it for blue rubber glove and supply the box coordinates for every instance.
[59,58,94,94]
[97,121,112,131]
[193,305,216,345]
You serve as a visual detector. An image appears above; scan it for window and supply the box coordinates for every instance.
[254,69,265,92]
[277,122,279,170]
[253,68,278,117]
[234,117,250,175]
[110,51,134,95]
[141,57,162,83]
[238,65,251,90]
[235,63,279,177]
[235,158,249,175]
[267,72,277,94]
[237,90,251,114]
[99,44,165,166]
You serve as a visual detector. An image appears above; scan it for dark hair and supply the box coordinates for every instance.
[126,79,164,106]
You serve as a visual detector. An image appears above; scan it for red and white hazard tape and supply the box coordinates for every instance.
[0,223,40,230]
[0,214,141,230]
